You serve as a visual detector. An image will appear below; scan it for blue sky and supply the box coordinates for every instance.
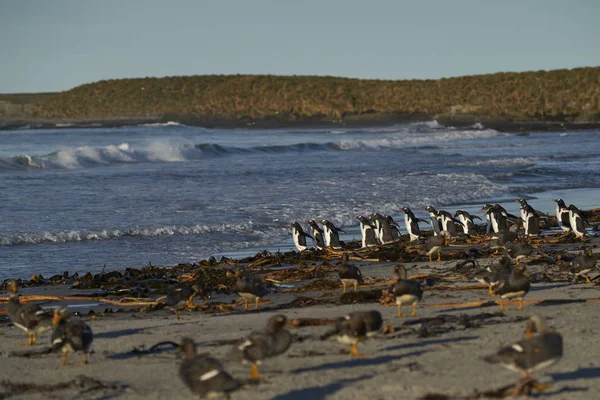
[1,0,599,93]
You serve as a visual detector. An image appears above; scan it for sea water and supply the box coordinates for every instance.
[1,122,599,279]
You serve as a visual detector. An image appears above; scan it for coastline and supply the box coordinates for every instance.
[2,113,600,133]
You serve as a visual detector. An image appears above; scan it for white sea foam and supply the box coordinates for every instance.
[451,157,538,168]
[139,121,184,127]
[0,220,276,247]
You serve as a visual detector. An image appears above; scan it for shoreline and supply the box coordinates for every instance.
[2,114,600,133]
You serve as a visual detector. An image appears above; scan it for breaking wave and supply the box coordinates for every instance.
[0,128,504,171]
[0,220,283,247]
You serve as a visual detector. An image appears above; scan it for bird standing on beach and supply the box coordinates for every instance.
[321,219,345,250]
[386,215,402,241]
[290,222,314,252]
[236,270,269,311]
[472,255,513,296]
[493,263,531,312]
[454,210,482,236]
[392,265,423,317]
[370,213,395,244]
[506,238,534,261]
[308,219,325,250]
[437,209,461,237]
[515,199,540,237]
[401,207,426,241]
[321,310,381,357]
[179,337,242,399]
[6,280,53,346]
[568,247,597,283]
[481,204,508,234]
[163,283,201,320]
[338,253,363,293]
[564,204,587,239]
[357,215,378,248]
[552,199,571,233]
[229,314,292,381]
[51,306,94,366]
[424,231,450,262]
[425,206,443,236]
[484,316,562,396]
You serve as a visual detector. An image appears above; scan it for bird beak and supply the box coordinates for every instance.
[524,328,534,339]
[53,314,61,325]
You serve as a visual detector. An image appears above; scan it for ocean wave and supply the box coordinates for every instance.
[138,121,186,127]
[0,220,281,247]
[0,128,504,171]
[451,157,538,168]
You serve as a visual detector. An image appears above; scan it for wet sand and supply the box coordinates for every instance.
[1,234,600,399]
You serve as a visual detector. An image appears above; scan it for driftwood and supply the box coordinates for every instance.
[0,295,158,307]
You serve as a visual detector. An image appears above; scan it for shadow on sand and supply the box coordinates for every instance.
[551,367,600,382]
[383,335,478,352]
[270,375,372,400]
[290,350,428,374]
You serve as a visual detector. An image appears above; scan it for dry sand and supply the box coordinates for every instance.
[1,239,600,399]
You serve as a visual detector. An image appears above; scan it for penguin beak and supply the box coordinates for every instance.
[53,314,61,325]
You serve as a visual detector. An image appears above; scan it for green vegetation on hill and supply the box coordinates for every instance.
[14,67,600,125]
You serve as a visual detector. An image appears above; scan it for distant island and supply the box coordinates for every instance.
[1,67,599,131]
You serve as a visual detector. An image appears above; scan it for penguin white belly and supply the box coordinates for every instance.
[323,227,332,246]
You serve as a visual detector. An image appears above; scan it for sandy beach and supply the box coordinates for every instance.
[1,230,600,400]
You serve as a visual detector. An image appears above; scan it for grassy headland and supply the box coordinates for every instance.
[1,67,599,130]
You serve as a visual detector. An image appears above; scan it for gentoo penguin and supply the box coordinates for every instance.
[370,213,395,244]
[493,263,531,312]
[180,338,242,398]
[515,199,530,224]
[425,206,443,236]
[320,310,382,357]
[51,306,94,366]
[551,199,571,233]
[515,200,540,237]
[393,265,423,317]
[289,222,314,252]
[229,314,292,380]
[235,270,268,310]
[454,210,482,235]
[357,215,379,248]
[6,280,53,346]
[338,253,363,293]
[400,207,427,241]
[484,316,562,397]
[321,219,345,250]
[308,219,325,250]
[386,215,402,241]
[564,204,587,239]
[481,204,508,234]
[437,209,461,237]
[568,247,597,283]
